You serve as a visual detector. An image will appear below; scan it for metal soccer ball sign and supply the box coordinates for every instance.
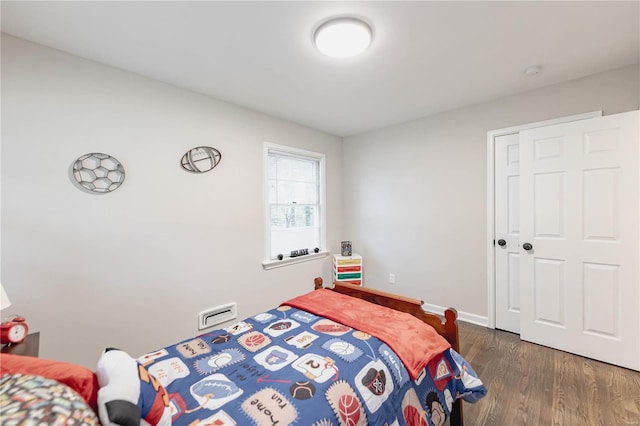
[72,153,125,194]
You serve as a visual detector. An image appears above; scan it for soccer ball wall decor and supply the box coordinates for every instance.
[180,146,222,173]
[71,153,125,194]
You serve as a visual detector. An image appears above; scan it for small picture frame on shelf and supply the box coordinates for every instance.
[341,241,352,256]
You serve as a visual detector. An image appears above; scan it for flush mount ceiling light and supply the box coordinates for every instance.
[523,65,542,76]
[313,17,373,58]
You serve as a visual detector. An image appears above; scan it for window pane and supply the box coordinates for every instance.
[275,157,317,182]
[268,156,277,179]
[266,144,324,260]
[268,180,277,204]
[270,205,318,229]
[276,181,318,204]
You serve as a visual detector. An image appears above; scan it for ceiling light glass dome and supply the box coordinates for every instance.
[313,17,373,58]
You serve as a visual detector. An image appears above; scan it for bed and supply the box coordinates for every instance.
[0,278,486,426]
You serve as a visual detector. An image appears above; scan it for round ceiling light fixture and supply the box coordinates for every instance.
[523,65,541,76]
[313,17,373,58]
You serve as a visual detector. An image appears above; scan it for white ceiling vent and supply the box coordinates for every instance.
[198,302,237,330]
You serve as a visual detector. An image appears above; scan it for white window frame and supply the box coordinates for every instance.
[262,142,329,270]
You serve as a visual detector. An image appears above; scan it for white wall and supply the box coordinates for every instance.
[1,35,343,367]
[342,64,639,322]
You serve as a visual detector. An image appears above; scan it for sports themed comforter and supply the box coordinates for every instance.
[96,290,486,426]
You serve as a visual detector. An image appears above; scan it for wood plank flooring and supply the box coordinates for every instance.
[457,322,640,426]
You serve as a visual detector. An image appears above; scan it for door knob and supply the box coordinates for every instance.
[523,242,533,251]
[497,239,506,247]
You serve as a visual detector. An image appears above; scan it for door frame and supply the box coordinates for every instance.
[486,111,602,329]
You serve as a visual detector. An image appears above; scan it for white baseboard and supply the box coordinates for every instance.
[422,302,489,328]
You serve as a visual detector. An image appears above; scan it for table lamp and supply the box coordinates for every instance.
[1,283,11,310]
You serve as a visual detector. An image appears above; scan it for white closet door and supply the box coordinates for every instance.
[494,133,521,334]
[519,110,639,370]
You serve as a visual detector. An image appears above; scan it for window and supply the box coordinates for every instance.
[264,143,326,266]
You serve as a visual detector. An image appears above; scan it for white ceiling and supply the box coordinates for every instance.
[2,1,638,136]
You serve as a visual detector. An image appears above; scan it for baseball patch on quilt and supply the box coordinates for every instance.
[241,388,298,426]
[325,380,367,426]
[322,338,363,362]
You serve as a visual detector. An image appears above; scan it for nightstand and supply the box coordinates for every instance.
[1,332,40,357]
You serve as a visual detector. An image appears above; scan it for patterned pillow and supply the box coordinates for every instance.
[0,373,100,426]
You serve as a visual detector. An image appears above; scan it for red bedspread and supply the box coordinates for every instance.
[282,289,451,380]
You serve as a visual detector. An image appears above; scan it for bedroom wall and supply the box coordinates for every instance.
[1,35,343,367]
[342,64,639,323]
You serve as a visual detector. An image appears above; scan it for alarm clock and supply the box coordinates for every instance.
[1,315,29,344]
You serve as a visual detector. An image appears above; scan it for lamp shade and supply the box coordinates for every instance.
[0,283,11,310]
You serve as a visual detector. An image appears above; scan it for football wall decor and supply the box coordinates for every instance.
[71,153,125,194]
[180,146,222,173]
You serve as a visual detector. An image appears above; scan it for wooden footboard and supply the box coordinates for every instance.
[313,277,464,426]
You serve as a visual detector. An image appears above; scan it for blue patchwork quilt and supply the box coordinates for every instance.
[97,304,486,426]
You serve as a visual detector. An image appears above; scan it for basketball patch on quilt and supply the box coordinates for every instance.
[238,331,272,353]
[401,388,428,426]
[325,380,367,426]
[241,388,298,426]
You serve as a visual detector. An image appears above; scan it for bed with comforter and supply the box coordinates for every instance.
[0,279,486,426]
[96,283,486,426]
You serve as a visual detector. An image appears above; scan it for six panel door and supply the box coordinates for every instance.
[518,110,639,370]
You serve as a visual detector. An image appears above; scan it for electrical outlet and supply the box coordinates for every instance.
[388,273,396,284]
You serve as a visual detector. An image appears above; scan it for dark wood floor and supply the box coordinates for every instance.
[457,322,640,426]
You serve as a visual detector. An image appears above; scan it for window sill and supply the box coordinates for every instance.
[262,250,330,270]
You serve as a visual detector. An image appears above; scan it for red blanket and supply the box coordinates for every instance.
[282,289,451,380]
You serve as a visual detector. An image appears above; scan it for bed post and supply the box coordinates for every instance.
[314,277,324,290]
